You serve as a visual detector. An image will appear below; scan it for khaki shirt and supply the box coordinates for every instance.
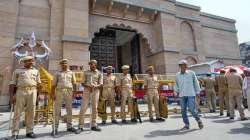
[83,69,103,86]
[226,73,243,90]
[203,77,215,91]
[116,74,132,89]
[144,74,159,89]
[53,70,76,88]
[215,75,227,89]
[10,67,41,87]
[103,74,116,88]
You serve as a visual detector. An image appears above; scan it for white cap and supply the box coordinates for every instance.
[178,59,188,65]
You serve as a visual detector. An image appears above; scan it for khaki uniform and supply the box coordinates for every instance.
[226,73,245,118]
[203,77,216,111]
[79,70,103,128]
[10,68,41,135]
[116,74,134,120]
[215,75,229,114]
[144,75,160,118]
[53,70,76,129]
[102,74,116,121]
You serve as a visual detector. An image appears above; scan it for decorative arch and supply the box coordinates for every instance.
[90,23,153,54]
[180,21,197,52]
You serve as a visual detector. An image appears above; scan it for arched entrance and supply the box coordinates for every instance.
[89,25,148,74]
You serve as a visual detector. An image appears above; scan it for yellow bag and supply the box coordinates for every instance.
[159,95,168,118]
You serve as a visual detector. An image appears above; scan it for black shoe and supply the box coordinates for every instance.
[198,121,204,129]
[212,110,216,113]
[10,135,17,140]
[227,112,230,117]
[122,119,127,124]
[241,117,248,121]
[149,117,154,122]
[209,110,213,113]
[220,112,224,116]
[180,125,190,131]
[51,129,58,136]
[91,127,101,131]
[111,119,118,124]
[131,119,138,123]
[78,128,84,132]
[26,132,36,138]
[67,127,80,134]
[102,120,106,125]
[156,118,165,122]
[230,117,234,120]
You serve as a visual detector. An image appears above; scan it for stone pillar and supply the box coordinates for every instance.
[0,0,19,110]
[62,0,90,69]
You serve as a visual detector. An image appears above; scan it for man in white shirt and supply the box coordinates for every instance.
[174,59,204,131]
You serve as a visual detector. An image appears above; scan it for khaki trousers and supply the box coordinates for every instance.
[79,89,100,128]
[146,89,160,118]
[120,88,134,120]
[102,87,116,120]
[205,89,216,111]
[228,89,245,119]
[12,89,37,135]
[53,89,73,129]
[218,88,229,114]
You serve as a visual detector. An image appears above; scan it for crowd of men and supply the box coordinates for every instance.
[8,56,250,140]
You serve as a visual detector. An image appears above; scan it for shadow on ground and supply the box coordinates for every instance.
[228,122,250,135]
[144,129,199,138]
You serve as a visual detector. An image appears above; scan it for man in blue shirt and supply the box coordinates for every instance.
[174,59,204,130]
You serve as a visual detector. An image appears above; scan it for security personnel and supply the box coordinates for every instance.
[203,73,216,113]
[79,60,103,131]
[144,66,165,122]
[226,68,248,120]
[51,59,79,135]
[9,56,41,140]
[101,66,118,124]
[116,65,135,123]
[215,70,229,116]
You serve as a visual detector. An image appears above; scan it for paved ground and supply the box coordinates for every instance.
[1,105,250,140]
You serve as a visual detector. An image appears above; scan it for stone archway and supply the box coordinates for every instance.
[89,23,153,74]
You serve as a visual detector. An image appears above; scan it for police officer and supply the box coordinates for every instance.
[226,68,248,120]
[215,70,230,116]
[203,73,216,113]
[101,66,118,124]
[79,60,103,131]
[144,66,165,122]
[116,65,136,123]
[51,59,79,135]
[9,56,41,140]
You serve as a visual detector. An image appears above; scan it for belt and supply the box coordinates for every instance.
[121,86,132,89]
[56,87,73,91]
[17,86,37,91]
[103,87,114,89]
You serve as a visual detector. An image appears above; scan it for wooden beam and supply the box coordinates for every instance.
[123,4,129,17]
[137,7,144,19]
[107,1,114,13]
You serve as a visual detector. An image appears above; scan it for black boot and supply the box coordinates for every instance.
[91,126,101,131]
[156,117,165,122]
[51,129,58,136]
[111,119,118,124]
[67,127,80,134]
[10,135,17,140]
[26,132,36,138]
